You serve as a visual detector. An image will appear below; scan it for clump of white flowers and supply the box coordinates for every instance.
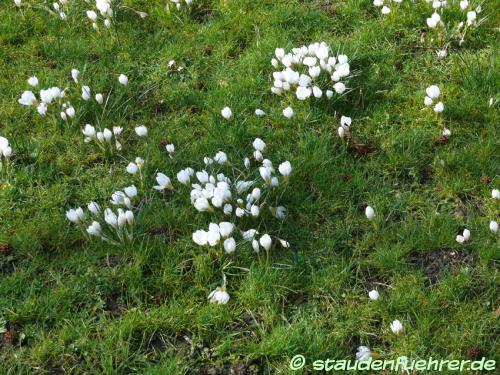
[423,85,450,139]
[455,228,471,244]
[164,138,292,257]
[51,0,69,20]
[67,186,138,246]
[18,69,134,157]
[337,115,352,139]
[424,85,444,113]
[373,0,403,15]
[270,42,352,109]
[169,0,194,10]
[424,0,485,52]
[86,1,147,31]
[82,124,123,153]
[18,80,68,118]
[14,0,69,20]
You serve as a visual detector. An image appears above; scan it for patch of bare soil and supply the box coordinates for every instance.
[408,248,476,283]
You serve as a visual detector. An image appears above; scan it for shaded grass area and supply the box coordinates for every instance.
[0,0,499,373]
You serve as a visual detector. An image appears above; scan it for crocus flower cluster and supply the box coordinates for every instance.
[66,186,137,246]
[337,115,352,139]
[170,0,194,10]
[86,0,147,30]
[165,138,292,256]
[14,0,69,19]
[82,124,123,152]
[270,42,351,106]
[424,85,444,113]
[455,228,471,244]
[373,0,403,15]
[18,80,69,118]
[51,0,69,20]
[424,0,484,49]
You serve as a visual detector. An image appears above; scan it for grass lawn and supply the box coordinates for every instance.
[0,0,499,373]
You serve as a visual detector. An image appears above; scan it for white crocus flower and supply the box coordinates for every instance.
[66,107,75,118]
[208,286,230,305]
[118,74,128,85]
[278,161,292,179]
[194,197,211,212]
[390,320,403,334]
[154,173,173,190]
[253,138,266,152]
[18,91,37,106]
[259,234,272,251]
[466,11,476,25]
[28,76,38,87]
[219,222,234,238]
[86,10,98,21]
[340,116,352,128]
[88,201,101,215]
[71,69,80,83]
[259,167,272,184]
[193,230,208,246]
[489,221,498,234]
[368,290,380,300]
[338,127,345,138]
[434,102,444,113]
[491,189,500,199]
[283,106,294,119]
[365,206,375,221]
[135,125,147,137]
[214,151,228,165]
[166,144,175,156]
[356,346,372,361]
[221,106,232,119]
[66,208,84,223]
[81,86,91,101]
[86,221,102,237]
[177,169,191,186]
[95,93,104,104]
[223,237,236,254]
[255,109,265,117]
[126,162,139,175]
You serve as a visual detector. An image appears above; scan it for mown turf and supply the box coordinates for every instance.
[0,0,499,373]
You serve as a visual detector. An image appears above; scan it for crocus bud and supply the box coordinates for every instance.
[365,206,375,221]
[390,320,403,334]
[135,125,147,137]
[82,86,91,101]
[282,106,294,119]
[28,76,38,87]
[118,74,128,86]
[489,221,498,233]
[492,189,500,199]
[259,234,272,251]
[221,106,232,119]
[95,93,104,104]
[368,290,380,301]
[223,237,236,254]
